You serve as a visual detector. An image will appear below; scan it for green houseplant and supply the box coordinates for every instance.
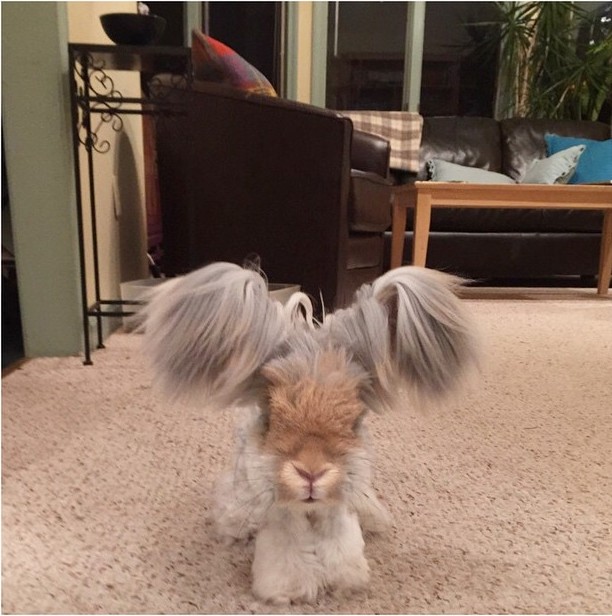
[485,1,612,120]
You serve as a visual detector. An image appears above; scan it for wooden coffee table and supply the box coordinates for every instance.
[390,181,612,295]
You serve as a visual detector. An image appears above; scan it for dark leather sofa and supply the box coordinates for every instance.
[155,81,392,310]
[385,116,611,280]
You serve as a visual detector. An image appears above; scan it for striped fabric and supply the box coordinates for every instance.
[342,111,423,173]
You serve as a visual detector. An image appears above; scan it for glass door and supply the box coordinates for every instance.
[205,2,284,92]
[322,1,500,116]
[325,2,411,111]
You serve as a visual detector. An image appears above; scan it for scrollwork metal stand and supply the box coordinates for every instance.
[68,44,191,364]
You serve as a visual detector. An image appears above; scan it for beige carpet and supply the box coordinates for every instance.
[3,296,612,614]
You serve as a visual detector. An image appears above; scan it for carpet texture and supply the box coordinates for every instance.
[3,298,612,614]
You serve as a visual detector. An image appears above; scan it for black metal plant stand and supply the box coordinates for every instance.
[68,43,191,364]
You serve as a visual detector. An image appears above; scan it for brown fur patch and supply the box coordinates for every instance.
[261,349,366,503]
[262,349,365,459]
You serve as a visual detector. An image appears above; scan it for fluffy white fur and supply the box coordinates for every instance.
[252,503,368,604]
[140,263,480,603]
[212,407,390,602]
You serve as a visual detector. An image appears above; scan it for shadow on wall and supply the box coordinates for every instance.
[115,131,148,284]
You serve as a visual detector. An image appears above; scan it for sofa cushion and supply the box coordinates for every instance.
[191,30,277,96]
[521,144,585,184]
[427,159,515,184]
[545,135,612,184]
[500,118,609,180]
[418,117,501,180]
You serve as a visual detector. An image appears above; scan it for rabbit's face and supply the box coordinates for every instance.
[262,353,366,505]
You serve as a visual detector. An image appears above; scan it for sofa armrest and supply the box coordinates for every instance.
[349,169,393,232]
[351,130,391,178]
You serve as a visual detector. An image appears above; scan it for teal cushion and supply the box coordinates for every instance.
[521,145,585,184]
[545,135,612,184]
[426,159,515,184]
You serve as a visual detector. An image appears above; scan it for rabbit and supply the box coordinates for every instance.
[139,262,480,604]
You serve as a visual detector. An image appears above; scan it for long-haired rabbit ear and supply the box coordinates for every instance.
[324,266,480,410]
[139,262,287,408]
[282,291,318,330]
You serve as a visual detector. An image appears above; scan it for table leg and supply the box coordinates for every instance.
[412,191,432,267]
[597,209,612,295]
[391,195,408,269]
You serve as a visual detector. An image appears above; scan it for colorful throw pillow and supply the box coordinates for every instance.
[427,159,515,184]
[545,134,612,184]
[521,145,585,184]
[191,29,277,96]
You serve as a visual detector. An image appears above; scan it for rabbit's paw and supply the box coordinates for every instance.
[351,490,393,535]
[252,571,320,604]
[216,531,254,547]
[359,501,393,535]
[252,524,322,604]
[329,552,370,593]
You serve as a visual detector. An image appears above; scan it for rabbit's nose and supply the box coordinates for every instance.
[294,466,326,485]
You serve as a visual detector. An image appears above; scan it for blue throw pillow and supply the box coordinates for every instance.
[545,134,612,184]
[521,145,585,184]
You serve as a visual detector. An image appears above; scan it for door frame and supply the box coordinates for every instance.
[309,1,426,111]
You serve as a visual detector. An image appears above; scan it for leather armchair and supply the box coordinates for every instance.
[155,81,392,309]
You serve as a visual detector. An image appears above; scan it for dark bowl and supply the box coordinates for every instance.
[100,13,166,46]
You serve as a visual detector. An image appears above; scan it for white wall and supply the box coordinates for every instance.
[68,2,149,309]
[295,2,314,103]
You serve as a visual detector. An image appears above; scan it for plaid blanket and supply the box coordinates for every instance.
[342,111,423,173]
